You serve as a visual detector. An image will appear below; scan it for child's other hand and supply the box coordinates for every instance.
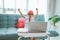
[18,8,20,11]
[36,8,38,10]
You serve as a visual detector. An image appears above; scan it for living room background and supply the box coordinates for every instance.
[0,0,47,14]
[0,0,48,21]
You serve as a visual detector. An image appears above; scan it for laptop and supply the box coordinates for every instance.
[28,22,47,33]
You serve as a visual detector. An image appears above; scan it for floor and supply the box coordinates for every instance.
[46,36,60,40]
[46,22,60,40]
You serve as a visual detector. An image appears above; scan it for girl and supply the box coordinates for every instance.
[18,8,38,40]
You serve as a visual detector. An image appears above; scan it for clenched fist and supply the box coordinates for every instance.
[36,8,38,10]
[18,8,20,11]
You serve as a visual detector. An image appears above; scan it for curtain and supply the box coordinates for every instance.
[47,0,56,31]
[47,0,56,18]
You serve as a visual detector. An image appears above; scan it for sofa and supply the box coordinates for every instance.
[0,14,45,40]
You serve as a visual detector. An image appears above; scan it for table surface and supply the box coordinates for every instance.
[18,28,50,37]
[18,28,59,37]
[18,33,49,37]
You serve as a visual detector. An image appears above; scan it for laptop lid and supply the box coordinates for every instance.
[28,22,47,33]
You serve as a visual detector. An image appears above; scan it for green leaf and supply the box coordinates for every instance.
[48,15,60,26]
[48,17,52,20]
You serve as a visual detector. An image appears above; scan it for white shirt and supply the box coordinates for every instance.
[24,16,35,28]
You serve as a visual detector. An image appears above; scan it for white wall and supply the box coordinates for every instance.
[55,0,60,33]
[54,0,60,40]
[47,0,60,40]
[55,0,60,16]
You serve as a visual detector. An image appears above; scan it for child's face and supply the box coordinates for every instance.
[28,14,33,18]
[27,10,34,16]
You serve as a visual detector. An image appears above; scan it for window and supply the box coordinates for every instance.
[4,0,16,14]
[28,0,47,15]
[0,0,3,13]
[16,0,27,14]
[0,0,47,15]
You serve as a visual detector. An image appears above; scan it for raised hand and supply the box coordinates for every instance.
[35,8,38,18]
[36,8,38,11]
[18,8,20,12]
[18,8,25,18]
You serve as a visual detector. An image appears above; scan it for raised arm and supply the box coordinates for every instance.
[35,8,38,19]
[18,9,25,18]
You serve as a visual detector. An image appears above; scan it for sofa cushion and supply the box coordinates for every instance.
[16,18,25,28]
[7,15,16,21]
[7,21,16,28]
[0,14,7,21]
[0,20,7,28]
[7,24,16,28]
[0,28,7,39]
[15,15,21,20]
[0,14,7,28]
[7,15,19,28]
[6,28,17,35]
[36,15,45,21]
[0,20,7,25]
[0,28,18,39]
[0,28,7,35]
[7,21,16,25]
[0,24,7,28]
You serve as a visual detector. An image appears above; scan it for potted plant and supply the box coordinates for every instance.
[48,15,60,27]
